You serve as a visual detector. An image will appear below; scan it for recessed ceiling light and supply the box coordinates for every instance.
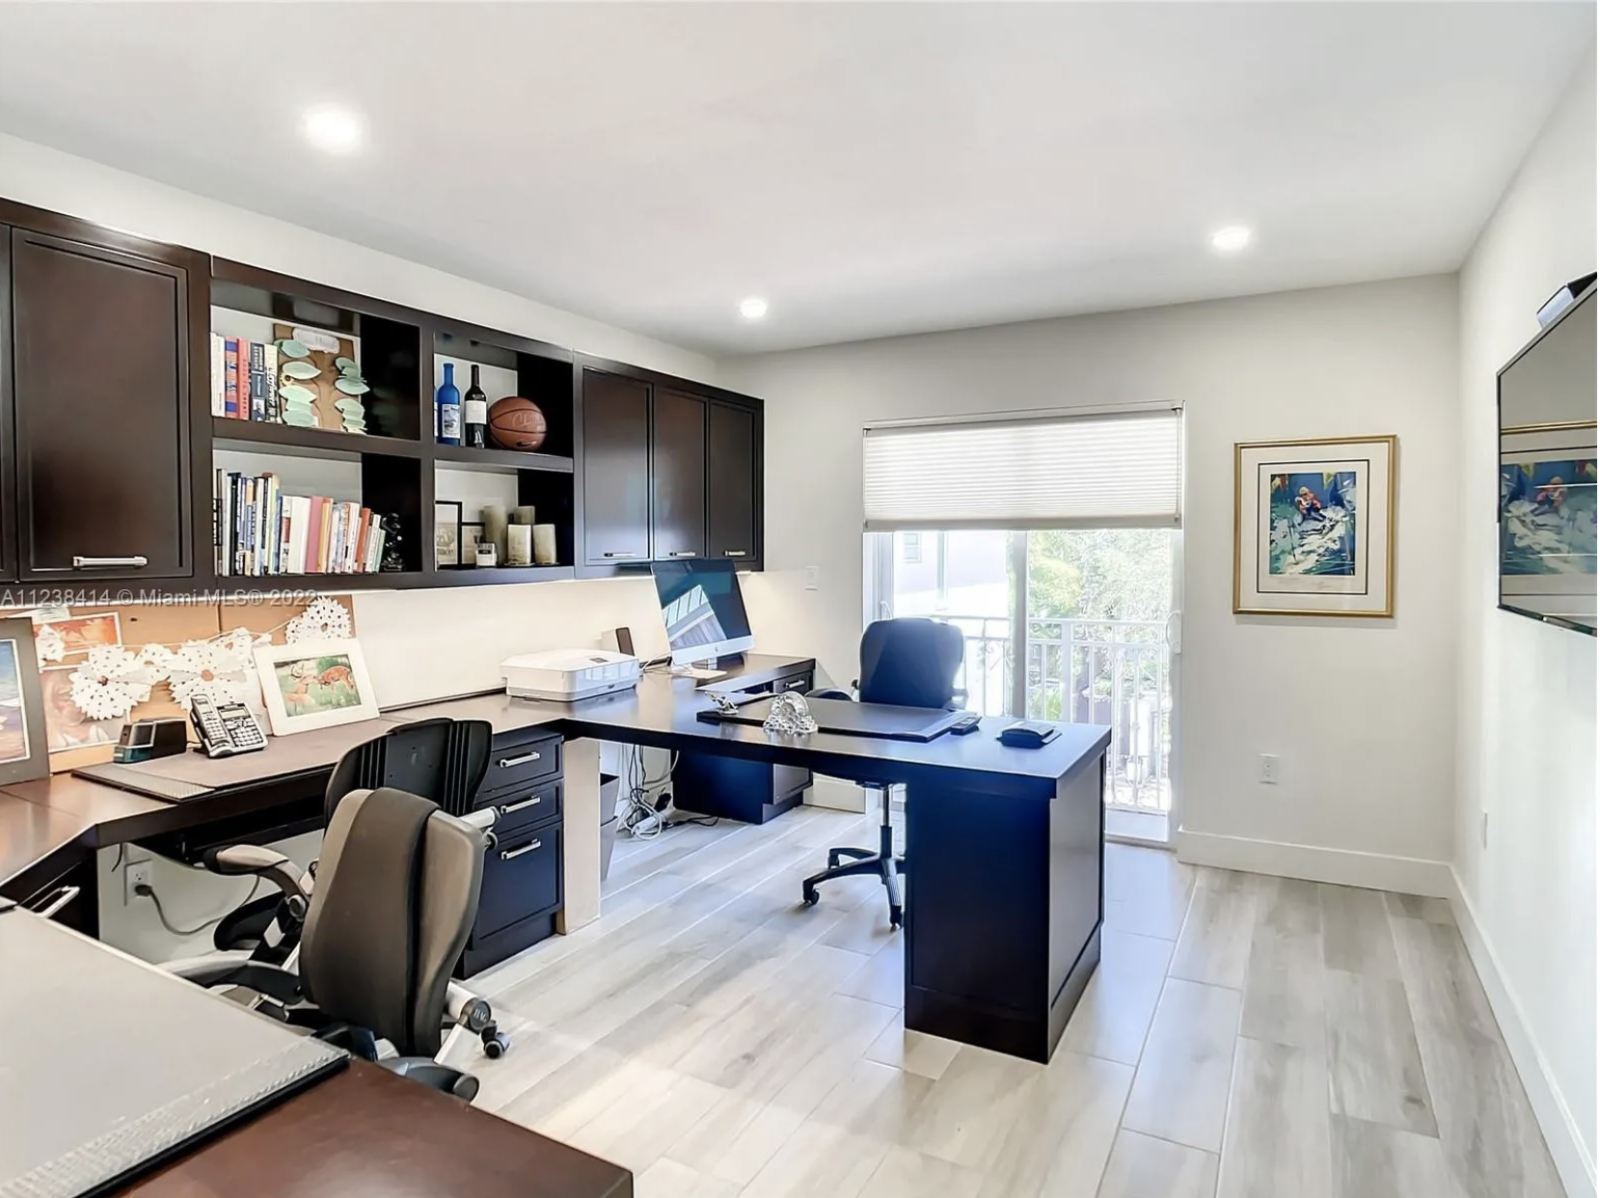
[739,297,768,320]
[1210,225,1252,253]
[302,106,363,154]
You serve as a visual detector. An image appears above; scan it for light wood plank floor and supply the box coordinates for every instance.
[443,805,1564,1198]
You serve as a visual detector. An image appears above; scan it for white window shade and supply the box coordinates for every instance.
[862,408,1182,531]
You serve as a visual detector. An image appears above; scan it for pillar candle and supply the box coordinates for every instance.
[533,523,558,566]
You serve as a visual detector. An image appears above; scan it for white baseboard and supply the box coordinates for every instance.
[803,775,867,813]
[1448,868,1596,1198]
[1173,828,1453,897]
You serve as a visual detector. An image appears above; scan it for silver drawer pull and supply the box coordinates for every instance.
[500,840,542,861]
[29,885,80,919]
[497,750,541,769]
[602,551,639,559]
[498,794,544,816]
[722,550,748,558]
[72,555,148,569]
[666,550,697,557]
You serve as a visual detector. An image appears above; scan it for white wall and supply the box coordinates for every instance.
[1453,51,1597,1198]
[722,274,1462,887]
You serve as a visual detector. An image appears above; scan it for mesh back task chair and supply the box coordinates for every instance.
[802,618,966,928]
[182,718,512,1057]
[178,786,487,1101]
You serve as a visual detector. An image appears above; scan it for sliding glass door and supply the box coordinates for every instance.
[868,527,1178,820]
[862,404,1184,834]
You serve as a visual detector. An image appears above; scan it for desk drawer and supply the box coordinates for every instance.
[479,733,562,798]
[481,780,562,840]
[476,825,562,939]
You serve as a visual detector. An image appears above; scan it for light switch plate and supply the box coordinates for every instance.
[804,566,819,591]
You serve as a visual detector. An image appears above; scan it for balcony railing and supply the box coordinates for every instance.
[942,615,1172,813]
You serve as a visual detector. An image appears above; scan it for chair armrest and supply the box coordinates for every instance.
[807,687,854,702]
[382,1057,480,1102]
[202,845,310,904]
[164,954,305,1005]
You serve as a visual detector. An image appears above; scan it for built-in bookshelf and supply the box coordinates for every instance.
[205,260,580,590]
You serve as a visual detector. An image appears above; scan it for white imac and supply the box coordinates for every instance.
[652,559,754,673]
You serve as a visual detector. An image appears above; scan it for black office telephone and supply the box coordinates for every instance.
[189,694,267,758]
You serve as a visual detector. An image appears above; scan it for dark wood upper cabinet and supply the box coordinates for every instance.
[11,229,195,580]
[0,228,14,583]
[707,400,759,562]
[580,369,651,565]
[650,388,707,560]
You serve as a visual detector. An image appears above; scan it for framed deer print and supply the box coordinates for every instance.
[253,638,379,736]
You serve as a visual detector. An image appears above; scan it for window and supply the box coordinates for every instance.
[901,531,922,564]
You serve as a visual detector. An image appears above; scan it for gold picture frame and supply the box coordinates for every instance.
[1234,434,1397,618]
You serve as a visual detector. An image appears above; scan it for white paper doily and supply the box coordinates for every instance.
[68,646,150,721]
[286,598,352,644]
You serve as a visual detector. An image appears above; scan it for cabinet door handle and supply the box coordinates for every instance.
[500,839,542,861]
[497,750,541,769]
[28,885,80,920]
[497,794,544,816]
[602,551,639,559]
[666,550,697,558]
[72,555,148,569]
[722,550,749,558]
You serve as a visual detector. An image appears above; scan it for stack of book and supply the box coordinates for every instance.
[210,333,282,421]
[215,471,387,576]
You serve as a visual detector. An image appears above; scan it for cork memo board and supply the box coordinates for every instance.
[0,597,355,774]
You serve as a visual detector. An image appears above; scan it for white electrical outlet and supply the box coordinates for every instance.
[125,860,153,905]
[803,566,819,591]
[1258,754,1281,785]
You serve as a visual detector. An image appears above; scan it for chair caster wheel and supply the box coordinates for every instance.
[481,1028,510,1059]
[801,887,819,908]
[827,850,842,868]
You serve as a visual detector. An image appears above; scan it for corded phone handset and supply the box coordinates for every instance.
[189,693,267,758]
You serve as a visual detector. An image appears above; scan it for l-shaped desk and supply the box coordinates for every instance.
[0,653,1110,1063]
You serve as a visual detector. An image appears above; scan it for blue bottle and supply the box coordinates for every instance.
[436,362,462,445]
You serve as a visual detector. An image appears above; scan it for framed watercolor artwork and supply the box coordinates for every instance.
[1234,435,1397,617]
[252,638,379,736]
[0,618,51,783]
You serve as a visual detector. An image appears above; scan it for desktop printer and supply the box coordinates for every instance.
[501,649,642,702]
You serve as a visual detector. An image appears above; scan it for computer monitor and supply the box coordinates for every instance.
[652,559,755,667]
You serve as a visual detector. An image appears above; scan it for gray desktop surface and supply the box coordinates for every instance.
[68,718,406,800]
[0,910,344,1198]
[698,696,964,742]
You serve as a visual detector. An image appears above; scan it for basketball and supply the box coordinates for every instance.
[487,396,548,451]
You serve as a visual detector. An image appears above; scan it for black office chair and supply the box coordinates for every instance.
[801,618,966,928]
[175,785,487,1101]
[187,719,511,1057]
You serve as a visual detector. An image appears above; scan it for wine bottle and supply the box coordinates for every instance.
[436,362,461,446]
[463,364,488,448]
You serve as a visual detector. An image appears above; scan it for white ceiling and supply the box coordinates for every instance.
[0,3,1592,355]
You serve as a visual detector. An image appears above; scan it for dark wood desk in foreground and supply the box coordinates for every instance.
[0,653,1109,1064]
[117,1060,632,1198]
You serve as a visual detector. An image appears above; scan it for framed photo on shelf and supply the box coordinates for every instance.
[1234,435,1397,617]
[0,618,51,784]
[460,521,485,565]
[434,500,463,569]
[253,638,379,737]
